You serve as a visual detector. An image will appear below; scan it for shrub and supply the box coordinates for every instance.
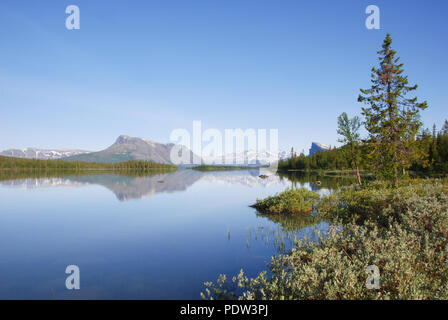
[318,179,447,226]
[202,180,448,300]
[251,188,320,215]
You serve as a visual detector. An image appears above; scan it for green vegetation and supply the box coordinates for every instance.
[192,165,263,171]
[251,188,320,215]
[202,179,448,300]
[0,156,177,172]
[337,112,362,184]
[318,179,447,226]
[279,34,448,179]
[359,33,428,184]
[279,145,364,172]
[279,125,448,176]
[411,121,448,175]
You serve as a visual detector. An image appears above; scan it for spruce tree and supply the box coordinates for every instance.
[358,34,428,183]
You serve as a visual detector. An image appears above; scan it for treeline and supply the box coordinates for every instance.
[279,121,448,175]
[0,156,177,171]
[411,124,448,174]
[278,147,351,171]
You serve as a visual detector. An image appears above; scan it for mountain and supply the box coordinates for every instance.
[0,148,90,160]
[201,150,287,166]
[64,135,200,164]
[309,142,330,156]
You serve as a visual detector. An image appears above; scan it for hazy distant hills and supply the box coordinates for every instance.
[0,148,90,160]
[64,135,200,164]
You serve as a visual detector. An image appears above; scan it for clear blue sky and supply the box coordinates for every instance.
[0,0,447,153]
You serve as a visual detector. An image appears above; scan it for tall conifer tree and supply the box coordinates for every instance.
[358,34,428,183]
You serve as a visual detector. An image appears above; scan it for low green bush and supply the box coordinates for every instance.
[251,188,320,215]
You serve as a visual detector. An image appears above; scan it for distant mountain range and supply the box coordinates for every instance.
[0,148,90,160]
[0,136,329,164]
[0,135,198,164]
[202,150,290,165]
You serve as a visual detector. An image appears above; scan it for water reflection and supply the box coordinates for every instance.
[0,169,291,201]
[244,221,329,254]
[245,207,330,254]
[0,170,354,199]
[278,171,356,194]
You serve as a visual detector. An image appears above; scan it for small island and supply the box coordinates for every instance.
[251,188,320,215]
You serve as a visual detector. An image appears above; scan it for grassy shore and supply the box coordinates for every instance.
[202,178,448,300]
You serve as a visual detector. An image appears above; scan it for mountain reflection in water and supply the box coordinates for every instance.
[0,169,352,202]
[0,169,286,201]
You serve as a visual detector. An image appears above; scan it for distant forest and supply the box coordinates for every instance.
[0,157,177,172]
[279,120,448,175]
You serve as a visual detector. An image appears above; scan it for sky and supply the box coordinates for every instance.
[0,0,447,154]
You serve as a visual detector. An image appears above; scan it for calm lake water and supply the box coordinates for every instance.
[0,169,352,299]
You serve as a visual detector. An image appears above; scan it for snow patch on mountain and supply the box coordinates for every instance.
[0,148,91,160]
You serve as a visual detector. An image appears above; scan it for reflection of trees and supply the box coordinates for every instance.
[256,212,320,232]
[277,171,356,190]
[0,169,173,182]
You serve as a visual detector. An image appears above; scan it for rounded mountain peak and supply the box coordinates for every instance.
[115,135,132,144]
[114,135,156,145]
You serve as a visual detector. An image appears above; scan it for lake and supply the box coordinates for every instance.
[0,169,352,299]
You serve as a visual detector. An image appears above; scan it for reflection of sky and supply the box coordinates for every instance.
[0,171,334,299]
